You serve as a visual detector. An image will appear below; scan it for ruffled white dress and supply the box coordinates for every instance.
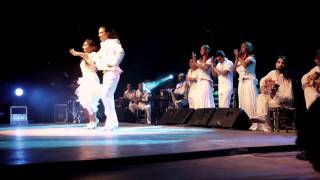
[75,60,100,114]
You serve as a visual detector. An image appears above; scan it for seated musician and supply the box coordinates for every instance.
[120,83,135,108]
[301,50,320,110]
[168,73,188,108]
[250,56,294,132]
[128,82,152,124]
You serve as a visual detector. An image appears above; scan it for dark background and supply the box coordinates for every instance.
[1,1,319,123]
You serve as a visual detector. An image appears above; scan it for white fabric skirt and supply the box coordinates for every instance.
[75,76,100,114]
[194,80,215,109]
[238,79,258,118]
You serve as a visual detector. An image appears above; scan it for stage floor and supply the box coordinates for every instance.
[0,123,296,166]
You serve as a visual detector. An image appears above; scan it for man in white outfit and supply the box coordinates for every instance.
[212,50,234,108]
[129,82,152,124]
[172,73,188,108]
[251,56,294,132]
[301,50,320,110]
[123,83,136,101]
[70,25,125,130]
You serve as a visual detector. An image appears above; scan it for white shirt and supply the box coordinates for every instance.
[187,69,199,86]
[197,58,213,81]
[123,89,136,101]
[216,58,233,88]
[236,56,257,82]
[79,60,97,79]
[260,70,293,103]
[90,39,125,72]
[174,81,187,96]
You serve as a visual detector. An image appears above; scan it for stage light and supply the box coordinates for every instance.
[15,88,24,97]
[144,74,174,91]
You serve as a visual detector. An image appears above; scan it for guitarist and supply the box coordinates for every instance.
[128,82,152,125]
[301,50,320,110]
[167,73,188,109]
[250,56,294,132]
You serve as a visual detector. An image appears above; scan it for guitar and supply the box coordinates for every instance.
[263,78,280,97]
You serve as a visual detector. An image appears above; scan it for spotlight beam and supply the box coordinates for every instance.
[144,74,174,91]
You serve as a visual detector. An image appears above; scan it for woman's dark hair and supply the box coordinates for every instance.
[214,50,226,58]
[100,25,118,39]
[84,39,98,52]
[201,45,211,56]
[243,41,254,54]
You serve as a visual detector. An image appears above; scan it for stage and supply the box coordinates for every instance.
[2,122,319,179]
[0,122,297,165]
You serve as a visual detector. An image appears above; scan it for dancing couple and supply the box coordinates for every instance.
[69,25,125,130]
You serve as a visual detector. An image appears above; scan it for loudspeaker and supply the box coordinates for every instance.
[171,108,194,125]
[187,108,215,126]
[207,108,251,130]
[116,108,136,123]
[158,109,177,125]
[158,108,194,125]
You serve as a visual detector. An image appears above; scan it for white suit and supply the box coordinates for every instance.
[90,39,125,129]
[216,58,234,108]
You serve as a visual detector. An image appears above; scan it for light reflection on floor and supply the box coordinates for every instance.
[0,124,213,137]
[0,124,214,150]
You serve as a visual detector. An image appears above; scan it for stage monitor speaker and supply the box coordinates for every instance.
[187,108,215,127]
[116,108,136,123]
[171,108,194,125]
[158,109,177,125]
[207,108,251,130]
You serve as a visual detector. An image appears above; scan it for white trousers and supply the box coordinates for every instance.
[218,86,233,108]
[254,94,280,131]
[129,102,151,124]
[101,71,120,128]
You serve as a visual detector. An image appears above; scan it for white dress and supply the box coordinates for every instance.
[236,56,258,118]
[187,68,199,109]
[75,60,100,115]
[194,59,215,109]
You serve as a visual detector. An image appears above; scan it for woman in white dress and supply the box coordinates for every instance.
[72,39,100,129]
[193,45,215,108]
[186,58,199,108]
[233,42,258,126]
